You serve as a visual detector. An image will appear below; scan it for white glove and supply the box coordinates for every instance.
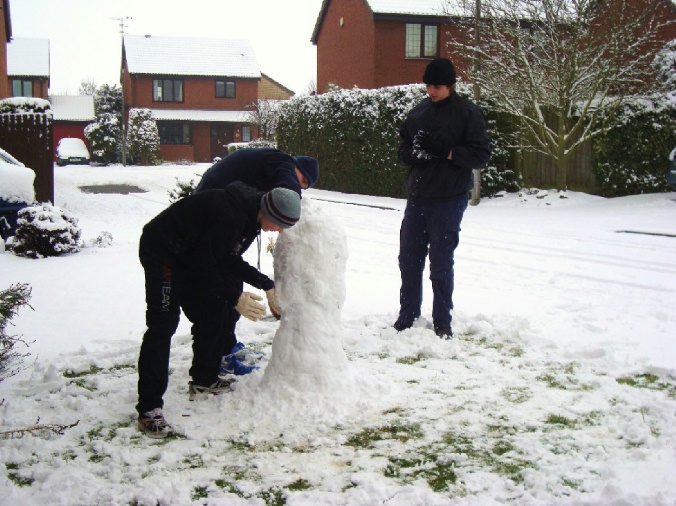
[235,292,265,321]
[266,288,281,320]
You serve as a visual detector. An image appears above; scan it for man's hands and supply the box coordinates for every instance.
[235,292,266,321]
[415,131,452,160]
[266,288,281,320]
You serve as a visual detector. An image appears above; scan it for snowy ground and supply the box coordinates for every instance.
[0,163,675,505]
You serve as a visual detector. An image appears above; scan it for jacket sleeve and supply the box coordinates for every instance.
[451,106,491,170]
[397,120,418,166]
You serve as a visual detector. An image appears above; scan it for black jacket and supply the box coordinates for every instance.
[398,92,491,201]
[141,181,274,306]
[196,147,302,195]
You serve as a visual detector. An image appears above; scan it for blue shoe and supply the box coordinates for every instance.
[219,354,259,376]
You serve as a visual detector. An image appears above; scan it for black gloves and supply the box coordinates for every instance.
[416,131,451,159]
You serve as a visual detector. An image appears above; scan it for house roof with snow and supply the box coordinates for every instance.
[7,37,50,77]
[123,34,261,79]
[49,95,95,122]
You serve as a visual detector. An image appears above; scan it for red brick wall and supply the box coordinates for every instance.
[127,76,259,111]
[316,0,375,92]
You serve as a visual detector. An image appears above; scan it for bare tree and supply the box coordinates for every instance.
[246,99,281,141]
[78,78,98,96]
[449,0,672,190]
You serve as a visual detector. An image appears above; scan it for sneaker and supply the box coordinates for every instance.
[434,325,453,339]
[393,321,412,332]
[138,408,175,439]
[188,378,235,401]
[219,354,260,376]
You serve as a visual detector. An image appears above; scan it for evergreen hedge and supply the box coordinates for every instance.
[592,95,675,197]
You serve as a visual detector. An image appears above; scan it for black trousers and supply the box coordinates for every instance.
[136,235,231,415]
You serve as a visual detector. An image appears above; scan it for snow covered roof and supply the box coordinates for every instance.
[365,0,454,16]
[49,95,95,122]
[123,34,261,79]
[148,109,250,123]
[7,38,50,77]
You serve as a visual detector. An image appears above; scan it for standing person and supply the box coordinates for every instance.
[137,182,301,438]
[191,147,319,374]
[394,57,490,338]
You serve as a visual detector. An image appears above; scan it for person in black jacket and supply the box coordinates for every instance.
[190,148,319,374]
[394,57,491,339]
[136,182,301,438]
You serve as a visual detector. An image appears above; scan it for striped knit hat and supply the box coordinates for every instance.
[260,188,301,229]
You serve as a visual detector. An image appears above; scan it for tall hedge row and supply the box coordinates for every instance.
[276,85,427,198]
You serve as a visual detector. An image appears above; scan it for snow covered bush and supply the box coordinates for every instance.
[167,175,200,203]
[126,108,159,166]
[277,84,427,198]
[11,204,82,259]
[0,283,32,383]
[85,113,120,165]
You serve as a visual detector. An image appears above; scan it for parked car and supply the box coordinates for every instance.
[56,138,90,166]
[0,147,35,240]
[668,147,676,191]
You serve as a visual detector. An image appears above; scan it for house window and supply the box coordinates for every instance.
[216,80,235,98]
[12,79,33,97]
[158,122,192,144]
[242,126,252,142]
[153,79,183,102]
[405,24,438,58]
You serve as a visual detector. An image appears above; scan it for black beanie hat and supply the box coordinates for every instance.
[423,58,457,85]
[260,188,301,229]
[292,155,319,188]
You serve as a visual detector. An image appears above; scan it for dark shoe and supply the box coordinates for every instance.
[188,378,235,401]
[434,325,453,339]
[138,408,175,439]
[393,321,412,332]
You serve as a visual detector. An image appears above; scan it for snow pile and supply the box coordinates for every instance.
[0,160,35,203]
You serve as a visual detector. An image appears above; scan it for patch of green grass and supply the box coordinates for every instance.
[183,453,204,469]
[191,485,208,500]
[6,465,34,487]
[617,373,676,397]
[70,378,98,391]
[63,365,103,378]
[258,487,286,506]
[385,454,458,492]
[545,414,577,428]
[287,478,312,491]
[345,423,423,449]
[500,386,532,404]
[396,353,424,365]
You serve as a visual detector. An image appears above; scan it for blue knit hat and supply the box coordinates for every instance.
[260,188,301,229]
[292,156,319,188]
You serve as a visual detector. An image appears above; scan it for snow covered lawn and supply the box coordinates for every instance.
[1,164,675,505]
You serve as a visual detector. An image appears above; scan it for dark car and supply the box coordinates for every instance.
[668,147,676,191]
[56,137,90,166]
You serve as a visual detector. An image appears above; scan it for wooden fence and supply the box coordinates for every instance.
[0,111,54,203]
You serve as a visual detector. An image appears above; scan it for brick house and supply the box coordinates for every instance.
[7,37,50,99]
[122,34,264,163]
[49,94,95,158]
[0,0,12,99]
[311,0,468,93]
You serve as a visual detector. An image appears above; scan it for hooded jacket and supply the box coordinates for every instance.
[141,181,274,306]
[196,148,302,196]
[398,92,491,201]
